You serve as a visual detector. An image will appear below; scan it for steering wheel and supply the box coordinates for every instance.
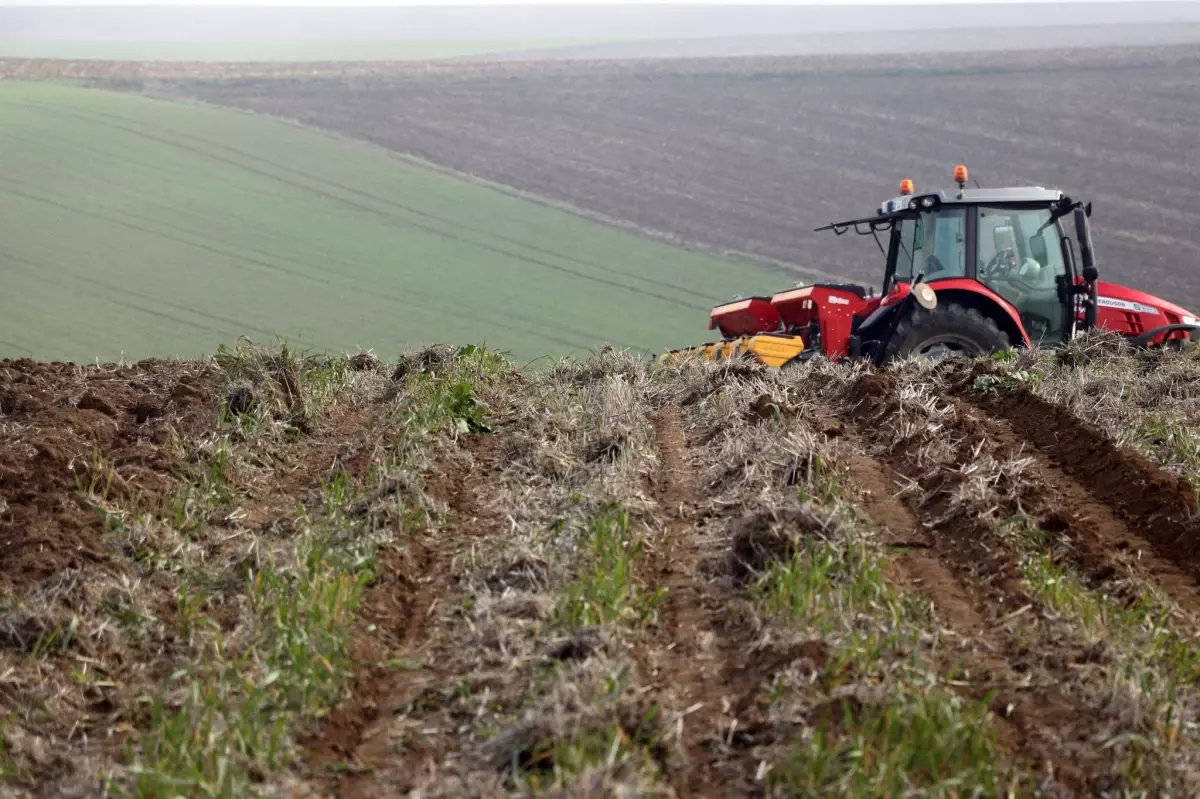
[979,247,1019,281]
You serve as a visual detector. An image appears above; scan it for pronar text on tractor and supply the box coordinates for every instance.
[660,166,1200,367]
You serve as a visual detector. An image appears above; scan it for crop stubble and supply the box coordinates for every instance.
[5,341,1200,794]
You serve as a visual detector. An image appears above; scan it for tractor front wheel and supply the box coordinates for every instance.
[885,302,1010,361]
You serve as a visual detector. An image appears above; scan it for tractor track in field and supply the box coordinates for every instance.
[639,406,765,797]
[824,364,1200,795]
[317,431,505,799]
[944,384,1200,618]
[832,371,1113,795]
[835,445,1097,794]
[952,377,1200,594]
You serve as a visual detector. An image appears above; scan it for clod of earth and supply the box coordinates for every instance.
[728,506,837,583]
[225,385,256,415]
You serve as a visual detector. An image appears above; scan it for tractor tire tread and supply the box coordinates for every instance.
[885,301,1010,361]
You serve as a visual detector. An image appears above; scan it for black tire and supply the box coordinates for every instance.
[885,302,1010,361]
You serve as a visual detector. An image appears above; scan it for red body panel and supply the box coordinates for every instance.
[1082,280,1198,342]
[708,297,781,338]
[771,285,871,358]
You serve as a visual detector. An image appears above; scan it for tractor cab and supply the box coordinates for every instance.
[824,166,1100,357]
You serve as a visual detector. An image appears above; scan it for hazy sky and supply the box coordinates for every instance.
[0,0,1135,5]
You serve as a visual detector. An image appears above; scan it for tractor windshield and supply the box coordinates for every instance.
[892,208,968,284]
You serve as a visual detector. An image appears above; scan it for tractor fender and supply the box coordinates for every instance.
[855,281,1031,353]
[1131,323,1200,348]
[923,280,1032,348]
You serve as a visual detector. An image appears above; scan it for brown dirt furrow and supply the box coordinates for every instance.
[298,539,437,782]
[944,387,1200,617]
[835,372,1102,796]
[838,448,990,637]
[840,373,1034,613]
[220,399,419,781]
[316,432,502,799]
[241,406,380,530]
[948,374,1200,580]
[639,407,763,797]
[837,438,1093,793]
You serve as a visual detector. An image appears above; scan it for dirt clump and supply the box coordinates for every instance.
[728,506,836,582]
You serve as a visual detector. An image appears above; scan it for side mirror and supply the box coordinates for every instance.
[1073,207,1099,282]
[1073,207,1100,330]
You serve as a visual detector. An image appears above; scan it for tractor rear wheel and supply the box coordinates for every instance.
[885,302,1010,361]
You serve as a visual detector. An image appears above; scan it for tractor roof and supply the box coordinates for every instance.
[816,178,1069,235]
[879,186,1064,215]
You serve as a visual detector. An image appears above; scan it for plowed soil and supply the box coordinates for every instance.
[99,43,1200,311]
[0,357,220,592]
[6,345,1200,796]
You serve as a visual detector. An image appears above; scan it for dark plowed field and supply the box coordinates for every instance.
[119,44,1200,311]
[6,335,1200,796]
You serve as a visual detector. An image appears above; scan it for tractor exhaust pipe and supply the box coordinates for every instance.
[1073,205,1099,330]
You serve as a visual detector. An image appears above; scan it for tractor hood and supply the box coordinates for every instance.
[1095,281,1200,326]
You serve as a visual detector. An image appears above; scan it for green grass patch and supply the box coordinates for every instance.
[1023,554,1200,679]
[122,517,375,797]
[112,343,505,795]
[753,536,895,631]
[0,81,784,364]
[1138,413,1200,487]
[553,505,666,630]
[1007,512,1200,697]
[769,685,1005,797]
[748,493,1014,793]
[1021,550,1200,712]
[755,532,1011,794]
[749,527,928,672]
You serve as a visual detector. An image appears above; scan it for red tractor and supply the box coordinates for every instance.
[661,167,1200,367]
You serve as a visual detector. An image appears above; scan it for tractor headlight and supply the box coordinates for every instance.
[1184,315,1199,326]
[913,284,938,310]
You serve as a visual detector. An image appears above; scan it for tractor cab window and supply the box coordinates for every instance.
[975,206,1069,345]
[893,208,967,284]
